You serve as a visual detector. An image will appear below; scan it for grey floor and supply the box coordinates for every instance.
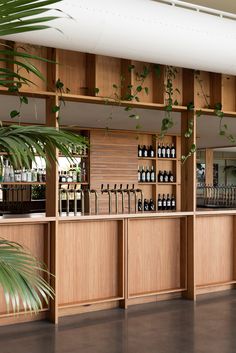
[1,292,236,353]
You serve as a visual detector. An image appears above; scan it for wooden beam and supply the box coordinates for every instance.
[205,149,214,185]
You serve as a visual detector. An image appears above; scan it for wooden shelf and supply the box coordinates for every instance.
[157,158,177,161]
[138,157,156,160]
[157,182,178,185]
[0,182,46,185]
[129,288,187,299]
[58,296,124,309]
[59,182,88,185]
[138,182,156,185]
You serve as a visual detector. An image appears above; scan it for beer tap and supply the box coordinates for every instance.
[101,184,112,214]
[117,184,125,213]
[111,184,118,214]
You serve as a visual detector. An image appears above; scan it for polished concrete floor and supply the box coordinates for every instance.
[1,292,236,353]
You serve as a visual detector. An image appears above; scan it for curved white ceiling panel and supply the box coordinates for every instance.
[3,0,236,74]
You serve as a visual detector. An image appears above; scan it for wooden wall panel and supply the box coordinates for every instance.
[14,43,48,92]
[58,220,122,305]
[128,218,182,296]
[196,216,235,286]
[0,223,47,315]
[194,71,210,109]
[57,49,87,95]
[90,130,138,213]
[222,74,236,112]
[131,61,153,103]
[95,55,121,97]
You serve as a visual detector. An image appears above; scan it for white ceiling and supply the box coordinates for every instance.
[3,0,236,75]
[1,95,236,150]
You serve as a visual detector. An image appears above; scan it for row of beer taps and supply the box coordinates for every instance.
[101,184,143,214]
[58,183,143,216]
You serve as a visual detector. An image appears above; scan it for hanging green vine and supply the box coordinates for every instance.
[160,66,179,137]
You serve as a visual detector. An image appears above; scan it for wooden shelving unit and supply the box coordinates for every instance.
[137,134,181,211]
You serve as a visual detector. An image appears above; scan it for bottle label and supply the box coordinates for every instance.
[142,173,146,182]
[151,173,155,182]
[158,148,161,157]
[163,201,167,207]
[167,201,171,206]
[143,151,148,157]
[138,150,142,157]
[146,172,150,182]
[160,175,163,182]
[170,175,174,182]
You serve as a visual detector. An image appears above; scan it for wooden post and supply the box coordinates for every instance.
[205,149,214,185]
[46,48,59,323]
[182,68,196,300]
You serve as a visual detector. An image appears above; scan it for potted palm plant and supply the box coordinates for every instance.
[0,0,84,313]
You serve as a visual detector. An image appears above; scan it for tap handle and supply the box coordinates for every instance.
[114,184,117,190]
[120,183,122,190]
[127,184,129,190]
[107,184,109,190]
[132,183,135,189]
[101,184,104,190]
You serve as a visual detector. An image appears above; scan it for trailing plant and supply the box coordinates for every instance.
[52,78,70,121]
[181,102,196,163]
[160,66,180,137]
[95,64,160,130]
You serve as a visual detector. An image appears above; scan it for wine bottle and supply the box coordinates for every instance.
[149,145,155,158]
[162,194,167,210]
[158,194,162,211]
[150,166,155,182]
[142,145,148,157]
[138,166,141,182]
[144,199,149,211]
[21,168,27,182]
[72,164,77,182]
[171,143,176,158]
[157,143,162,158]
[166,144,171,158]
[138,145,143,157]
[158,170,164,183]
[138,199,143,212]
[161,143,166,158]
[163,170,169,183]
[149,199,155,211]
[141,165,146,182]
[81,162,87,182]
[61,171,67,183]
[171,194,176,210]
[146,166,150,183]
[169,170,174,183]
[166,194,171,210]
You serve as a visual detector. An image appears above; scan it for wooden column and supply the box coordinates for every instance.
[46,48,59,323]
[205,149,214,185]
[182,68,196,300]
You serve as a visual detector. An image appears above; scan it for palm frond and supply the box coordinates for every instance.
[0,125,88,168]
[0,0,62,36]
[0,239,54,313]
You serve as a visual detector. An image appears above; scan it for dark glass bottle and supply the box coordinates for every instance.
[166,194,171,210]
[144,199,149,211]
[169,170,174,183]
[157,143,162,158]
[142,145,148,157]
[171,143,176,158]
[149,199,155,211]
[141,166,146,182]
[162,194,167,210]
[138,199,143,212]
[158,170,164,183]
[146,166,150,183]
[171,194,176,210]
[158,194,162,211]
[148,145,155,158]
[163,170,169,183]
[166,144,171,158]
[161,143,166,158]
[138,145,143,157]
[138,166,141,183]
[150,166,155,182]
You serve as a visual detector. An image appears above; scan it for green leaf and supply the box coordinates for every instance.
[187,102,195,111]
[52,105,60,113]
[94,87,99,94]
[56,78,64,90]
[112,84,118,89]
[144,87,149,95]
[124,106,132,112]
[128,64,135,72]
[154,64,161,77]
[20,96,28,104]
[10,110,20,119]
[136,86,142,92]
[135,96,140,102]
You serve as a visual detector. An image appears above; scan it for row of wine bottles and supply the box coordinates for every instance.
[2,160,46,183]
[59,163,87,183]
[138,166,175,183]
[138,144,176,159]
[137,194,176,211]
